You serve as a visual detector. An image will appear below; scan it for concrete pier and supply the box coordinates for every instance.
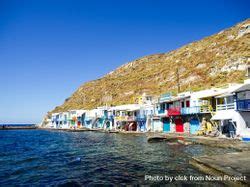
[190,151,250,186]
[0,125,37,130]
[147,133,250,151]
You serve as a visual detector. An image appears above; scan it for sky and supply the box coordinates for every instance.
[0,0,249,124]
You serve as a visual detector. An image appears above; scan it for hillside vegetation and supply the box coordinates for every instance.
[51,19,250,113]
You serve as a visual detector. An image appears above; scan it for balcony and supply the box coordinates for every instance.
[68,116,77,121]
[216,103,235,111]
[237,99,250,111]
[136,115,146,121]
[116,116,126,121]
[108,115,114,120]
[114,116,127,121]
[181,106,201,115]
[114,115,137,121]
[167,107,181,116]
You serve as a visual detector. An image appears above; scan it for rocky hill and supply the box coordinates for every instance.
[51,19,250,113]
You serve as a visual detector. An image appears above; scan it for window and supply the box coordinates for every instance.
[146,96,152,101]
[181,101,185,108]
[247,66,250,77]
[186,100,190,107]
[173,102,180,107]
[237,91,250,100]
[116,111,120,116]
[217,98,224,104]
[246,121,250,128]
[160,103,165,110]
[227,96,234,104]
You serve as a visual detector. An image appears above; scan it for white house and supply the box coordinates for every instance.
[211,82,250,138]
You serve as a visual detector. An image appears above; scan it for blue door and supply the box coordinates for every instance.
[190,119,200,134]
[104,110,108,118]
[139,121,146,132]
[163,118,170,132]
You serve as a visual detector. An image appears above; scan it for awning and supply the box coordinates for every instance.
[215,92,234,98]
[211,110,235,120]
[196,90,224,99]
[109,104,141,111]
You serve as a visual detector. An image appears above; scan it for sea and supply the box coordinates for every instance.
[0,129,233,186]
[0,124,35,127]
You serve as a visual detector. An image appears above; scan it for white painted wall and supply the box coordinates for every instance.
[238,112,250,137]
[152,119,163,132]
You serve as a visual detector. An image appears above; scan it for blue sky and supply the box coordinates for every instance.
[0,0,249,123]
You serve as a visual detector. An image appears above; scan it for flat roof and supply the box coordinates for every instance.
[234,84,250,93]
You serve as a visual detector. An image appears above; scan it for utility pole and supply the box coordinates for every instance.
[246,65,250,78]
[176,68,180,93]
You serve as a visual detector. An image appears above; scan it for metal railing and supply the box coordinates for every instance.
[127,116,136,121]
[114,116,127,121]
[167,107,181,116]
[158,109,165,114]
[216,103,235,111]
[156,109,167,116]
[200,105,214,113]
[181,106,201,114]
[114,116,136,121]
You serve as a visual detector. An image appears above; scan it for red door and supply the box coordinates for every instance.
[175,118,184,132]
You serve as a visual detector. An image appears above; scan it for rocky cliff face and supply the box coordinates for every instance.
[51,19,250,113]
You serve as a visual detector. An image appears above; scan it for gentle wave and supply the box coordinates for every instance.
[0,130,233,186]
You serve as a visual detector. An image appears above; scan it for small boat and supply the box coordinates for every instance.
[242,137,250,142]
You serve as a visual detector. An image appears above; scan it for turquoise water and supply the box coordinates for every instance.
[0,130,232,185]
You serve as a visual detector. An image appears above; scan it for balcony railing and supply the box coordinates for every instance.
[114,115,137,121]
[158,109,165,114]
[216,103,235,111]
[181,106,201,114]
[167,107,181,116]
[237,99,250,111]
[127,116,136,121]
[68,116,77,121]
[156,109,167,116]
[200,105,214,113]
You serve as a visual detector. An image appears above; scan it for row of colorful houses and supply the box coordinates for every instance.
[47,80,250,138]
